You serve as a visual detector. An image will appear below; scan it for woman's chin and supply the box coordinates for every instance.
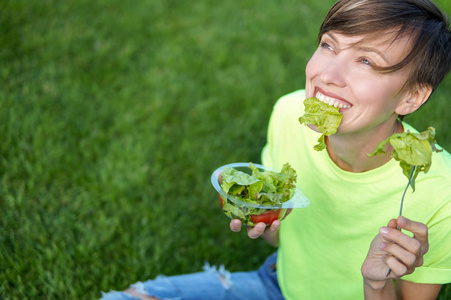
[307,124,321,133]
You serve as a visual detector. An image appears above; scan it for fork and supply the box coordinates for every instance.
[385,165,416,277]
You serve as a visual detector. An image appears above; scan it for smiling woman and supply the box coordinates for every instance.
[100,1,451,299]
[318,0,451,89]
[305,31,431,172]
[262,1,451,299]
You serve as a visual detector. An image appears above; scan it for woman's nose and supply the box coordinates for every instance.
[319,57,346,87]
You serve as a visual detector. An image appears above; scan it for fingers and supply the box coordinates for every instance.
[247,220,281,239]
[268,220,281,232]
[230,219,242,232]
[378,217,429,276]
[380,216,428,255]
[397,216,429,253]
[247,222,267,239]
[383,254,411,277]
[379,226,422,255]
[382,217,427,249]
[380,242,418,272]
[387,218,397,229]
[231,219,281,239]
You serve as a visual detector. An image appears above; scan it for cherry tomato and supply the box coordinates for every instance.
[219,194,224,207]
[250,209,281,225]
[219,193,285,225]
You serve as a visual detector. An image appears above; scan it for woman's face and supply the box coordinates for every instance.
[305,31,413,135]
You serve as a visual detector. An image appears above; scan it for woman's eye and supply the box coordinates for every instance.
[320,42,333,51]
[360,58,371,66]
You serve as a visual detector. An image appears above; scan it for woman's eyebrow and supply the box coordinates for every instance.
[358,46,390,64]
[325,32,390,64]
[325,32,391,64]
[324,32,338,44]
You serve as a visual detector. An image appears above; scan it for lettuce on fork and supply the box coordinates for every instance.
[368,127,442,191]
[299,97,343,151]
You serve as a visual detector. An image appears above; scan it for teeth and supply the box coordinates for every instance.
[316,91,351,109]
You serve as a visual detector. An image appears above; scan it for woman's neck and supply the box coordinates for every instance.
[326,120,401,173]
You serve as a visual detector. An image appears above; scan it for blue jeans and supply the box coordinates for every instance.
[100,252,284,300]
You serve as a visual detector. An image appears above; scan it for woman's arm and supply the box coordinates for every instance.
[363,279,441,300]
[395,280,441,300]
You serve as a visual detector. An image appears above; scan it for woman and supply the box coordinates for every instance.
[102,0,451,299]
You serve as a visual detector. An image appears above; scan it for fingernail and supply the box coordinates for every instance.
[256,224,266,231]
[380,242,387,250]
[380,227,389,235]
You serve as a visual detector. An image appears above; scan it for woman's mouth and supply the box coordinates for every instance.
[315,90,352,110]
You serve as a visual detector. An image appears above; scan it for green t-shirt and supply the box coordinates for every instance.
[261,90,451,300]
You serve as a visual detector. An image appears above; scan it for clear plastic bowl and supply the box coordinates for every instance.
[211,162,304,226]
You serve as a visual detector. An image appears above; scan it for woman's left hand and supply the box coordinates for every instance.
[361,216,429,283]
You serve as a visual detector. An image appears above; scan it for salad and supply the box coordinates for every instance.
[217,163,297,226]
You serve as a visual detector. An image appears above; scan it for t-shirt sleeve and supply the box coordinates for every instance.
[261,108,277,169]
[403,200,451,284]
[261,89,306,170]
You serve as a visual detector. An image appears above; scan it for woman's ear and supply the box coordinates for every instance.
[395,84,433,115]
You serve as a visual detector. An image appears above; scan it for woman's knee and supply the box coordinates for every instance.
[124,288,160,300]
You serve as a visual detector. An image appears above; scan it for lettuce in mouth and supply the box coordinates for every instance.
[368,127,442,191]
[299,97,343,151]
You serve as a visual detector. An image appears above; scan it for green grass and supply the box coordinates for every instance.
[1,0,450,299]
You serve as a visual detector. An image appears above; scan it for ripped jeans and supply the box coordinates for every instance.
[100,252,284,300]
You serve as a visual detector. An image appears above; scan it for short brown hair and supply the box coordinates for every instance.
[319,0,451,90]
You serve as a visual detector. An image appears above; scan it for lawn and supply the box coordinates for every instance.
[1,0,450,299]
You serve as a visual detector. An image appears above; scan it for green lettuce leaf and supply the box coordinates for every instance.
[222,201,246,220]
[299,97,343,151]
[220,162,297,205]
[221,166,262,196]
[219,163,297,226]
[368,127,442,191]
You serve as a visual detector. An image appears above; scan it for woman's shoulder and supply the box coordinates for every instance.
[402,124,451,197]
[273,89,306,113]
[428,147,451,188]
[402,122,451,176]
